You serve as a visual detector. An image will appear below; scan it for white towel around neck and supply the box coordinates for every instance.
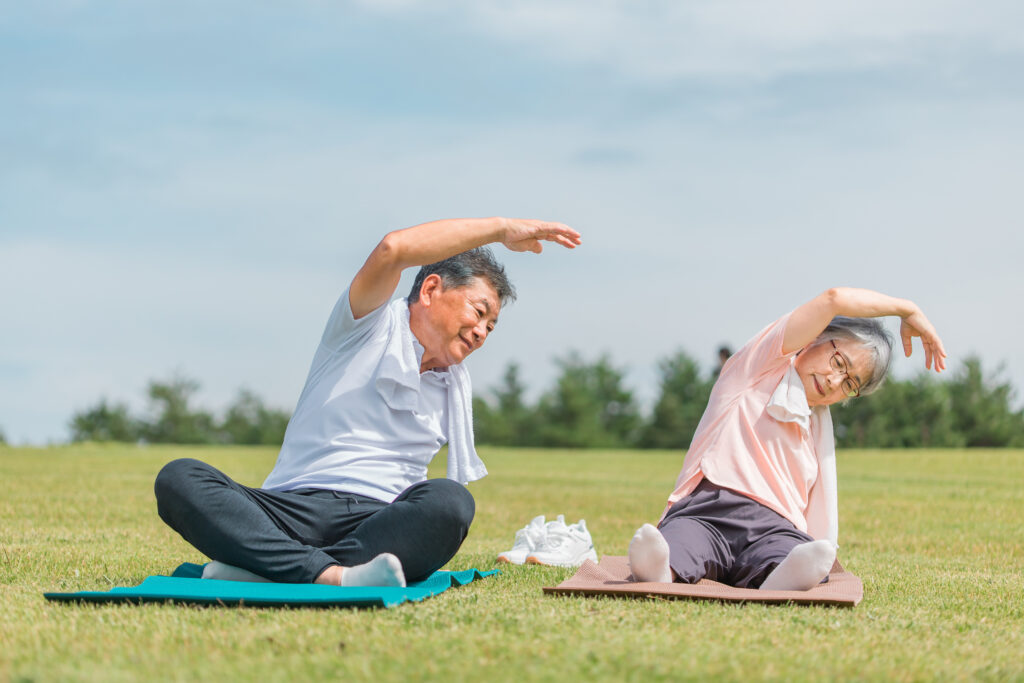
[374,299,488,485]
[765,359,839,546]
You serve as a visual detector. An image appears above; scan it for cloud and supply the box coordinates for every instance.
[360,0,1024,82]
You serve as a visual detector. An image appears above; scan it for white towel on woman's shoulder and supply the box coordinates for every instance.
[766,360,839,546]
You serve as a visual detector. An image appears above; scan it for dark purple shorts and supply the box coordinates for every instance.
[658,479,815,589]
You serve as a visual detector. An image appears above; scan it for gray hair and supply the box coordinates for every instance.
[814,316,894,396]
[407,247,517,306]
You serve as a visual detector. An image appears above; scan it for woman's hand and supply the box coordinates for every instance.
[500,218,581,253]
[900,307,947,372]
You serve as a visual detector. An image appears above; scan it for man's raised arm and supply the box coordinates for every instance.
[349,217,581,319]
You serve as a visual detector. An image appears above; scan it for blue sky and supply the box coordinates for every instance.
[3,1,1023,444]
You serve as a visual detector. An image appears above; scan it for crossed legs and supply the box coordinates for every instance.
[154,458,474,585]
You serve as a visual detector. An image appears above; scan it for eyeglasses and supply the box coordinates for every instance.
[829,340,862,398]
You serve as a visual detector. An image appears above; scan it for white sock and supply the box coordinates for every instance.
[340,553,407,588]
[201,561,272,583]
[628,523,673,583]
[759,540,837,591]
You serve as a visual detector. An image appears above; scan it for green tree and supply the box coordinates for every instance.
[473,362,538,446]
[832,356,1024,448]
[220,389,291,445]
[69,399,141,442]
[641,350,713,449]
[472,396,498,444]
[535,352,640,448]
[948,357,1024,447]
[833,376,963,448]
[141,375,218,444]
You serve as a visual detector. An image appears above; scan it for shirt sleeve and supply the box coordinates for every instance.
[319,287,392,351]
[719,312,795,385]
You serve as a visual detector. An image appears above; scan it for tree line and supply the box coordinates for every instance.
[64,353,1024,448]
[69,376,290,445]
[472,353,1024,449]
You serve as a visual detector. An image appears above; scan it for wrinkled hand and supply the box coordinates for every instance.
[500,218,581,254]
[900,308,947,372]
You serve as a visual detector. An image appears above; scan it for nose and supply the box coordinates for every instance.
[472,322,488,346]
[825,366,848,382]
[822,367,848,393]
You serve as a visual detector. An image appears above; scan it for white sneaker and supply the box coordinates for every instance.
[496,515,549,565]
[526,518,598,567]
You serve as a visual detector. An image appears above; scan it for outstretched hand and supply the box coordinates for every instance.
[500,218,581,254]
[900,308,947,372]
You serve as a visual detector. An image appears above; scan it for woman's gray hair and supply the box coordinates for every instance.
[814,316,894,396]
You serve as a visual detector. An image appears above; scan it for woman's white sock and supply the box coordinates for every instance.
[759,540,836,591]
[628,523,674,583]
[340,553,407,588]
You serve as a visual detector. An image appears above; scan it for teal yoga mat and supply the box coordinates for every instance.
[44,563,499,608]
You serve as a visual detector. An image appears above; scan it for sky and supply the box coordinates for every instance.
[3,1,1023,444]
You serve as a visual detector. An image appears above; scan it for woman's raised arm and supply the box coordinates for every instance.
[783,287,947,372]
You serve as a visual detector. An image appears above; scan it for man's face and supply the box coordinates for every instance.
[414,275,501,370]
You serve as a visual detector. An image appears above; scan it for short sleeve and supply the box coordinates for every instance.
[319,287,391,351]
[719,312,794,385]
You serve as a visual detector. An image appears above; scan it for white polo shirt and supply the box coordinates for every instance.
[262,290,451,503]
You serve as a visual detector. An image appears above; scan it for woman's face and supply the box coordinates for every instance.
[794,338,875,407]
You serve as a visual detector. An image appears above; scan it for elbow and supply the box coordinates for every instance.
[811,287,847,320]
[373,231,405,268]
[822,287,845,311]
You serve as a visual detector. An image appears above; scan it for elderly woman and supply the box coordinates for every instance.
[628,287,947,590]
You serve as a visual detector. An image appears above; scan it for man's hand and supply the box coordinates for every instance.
[350,217,580,320]
[500,218,581,253]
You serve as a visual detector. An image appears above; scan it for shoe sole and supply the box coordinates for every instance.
[525,549,598,568]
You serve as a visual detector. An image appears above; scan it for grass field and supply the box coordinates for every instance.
[2,444,1022,681]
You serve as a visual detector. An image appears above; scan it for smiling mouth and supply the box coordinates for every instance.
[459,336,473,350]
[812,375,825,396]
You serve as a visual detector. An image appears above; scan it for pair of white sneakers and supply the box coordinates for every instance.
[497,514,598,567]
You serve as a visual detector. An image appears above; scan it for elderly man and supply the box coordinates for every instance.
[154,217,581,587]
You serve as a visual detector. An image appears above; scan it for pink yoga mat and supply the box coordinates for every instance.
[544,556,862,607]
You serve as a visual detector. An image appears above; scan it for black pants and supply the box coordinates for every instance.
[154,458,475,583]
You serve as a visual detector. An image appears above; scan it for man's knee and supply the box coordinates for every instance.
[155,458,196,494]
[445,480,476,529]
[405,478,476,530]
[153,458,209,512]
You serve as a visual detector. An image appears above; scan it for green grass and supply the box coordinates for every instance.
[2,445,1022,681]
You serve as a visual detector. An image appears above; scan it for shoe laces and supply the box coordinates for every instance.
[540,519,585,550]
[512,525,544,549]
[510,516,547,549]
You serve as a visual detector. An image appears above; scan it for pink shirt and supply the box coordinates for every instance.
[662,313,821,532]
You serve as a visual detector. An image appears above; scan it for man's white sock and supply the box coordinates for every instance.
[628,523,674,583]
[759,540,836,591]
[201,561,272,582]
[340,553,407,588]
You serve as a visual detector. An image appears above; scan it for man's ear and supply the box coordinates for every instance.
[418,274,444,307]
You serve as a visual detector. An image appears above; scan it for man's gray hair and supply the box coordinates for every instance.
[407,247,517,306]
[815,316,894,396]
